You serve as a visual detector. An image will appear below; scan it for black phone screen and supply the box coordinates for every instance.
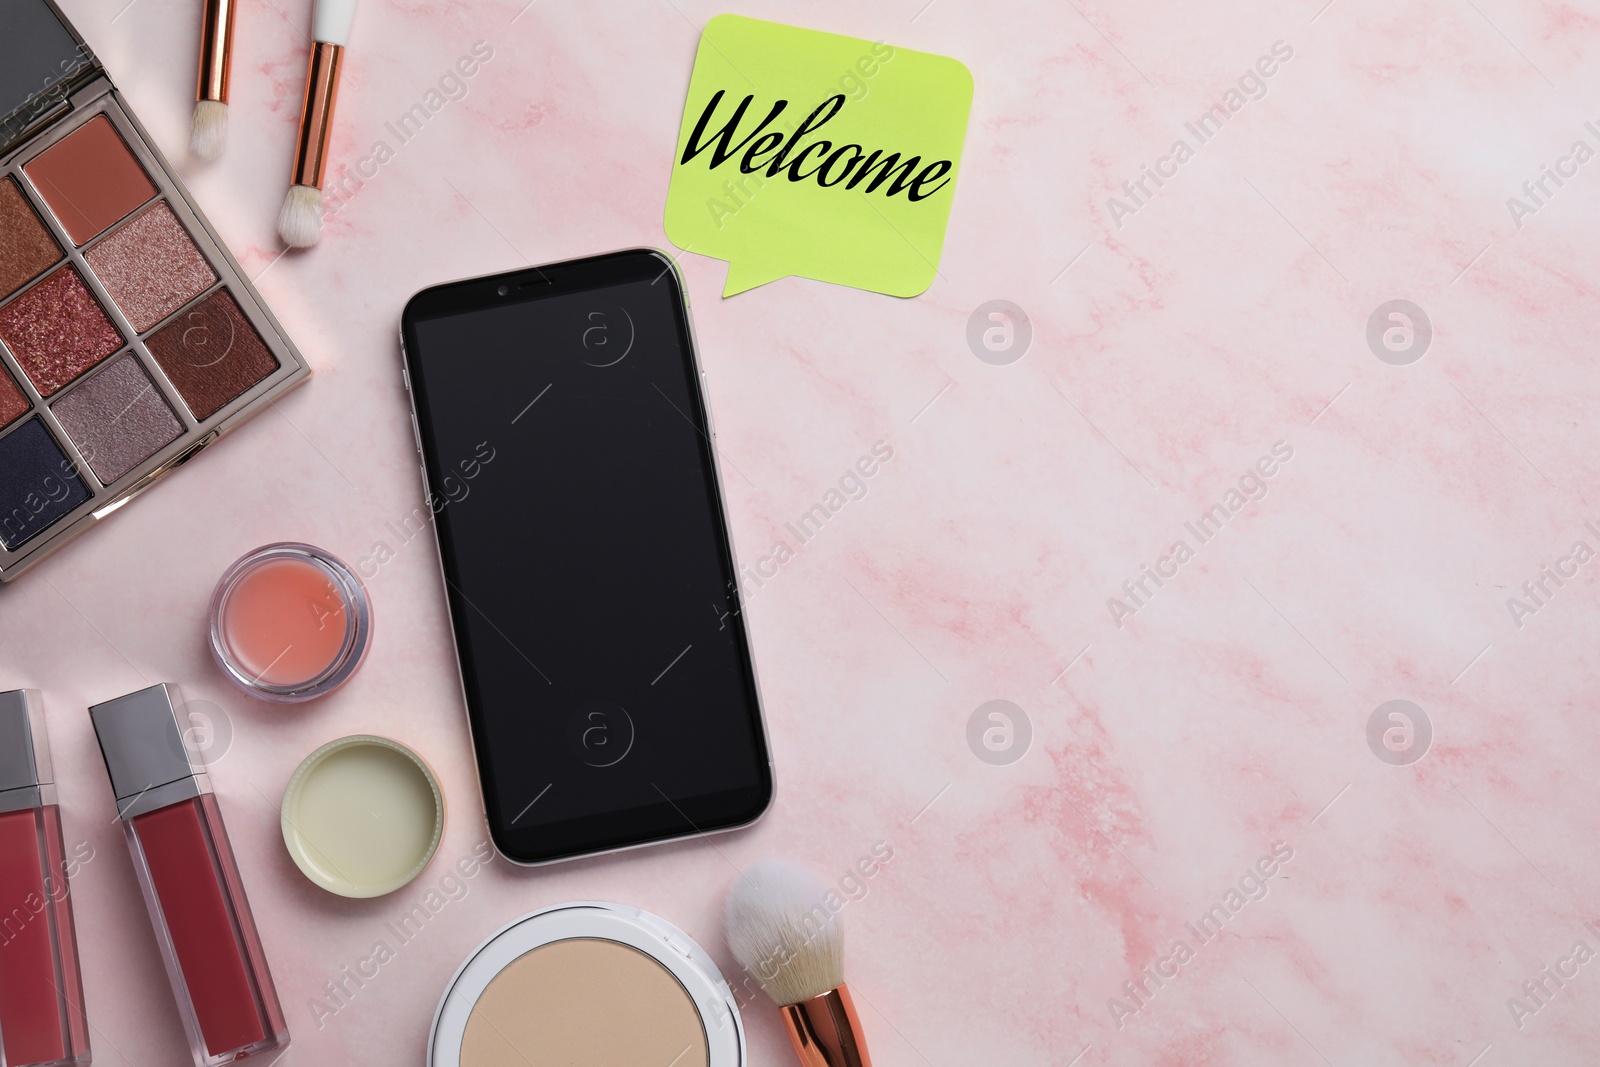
[401,250,771,864]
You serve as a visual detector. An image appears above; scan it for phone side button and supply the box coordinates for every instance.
[701,373,716,438]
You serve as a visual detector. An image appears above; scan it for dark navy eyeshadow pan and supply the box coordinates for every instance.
[0,417,89,550]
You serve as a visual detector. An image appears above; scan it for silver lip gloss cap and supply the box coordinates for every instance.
[89,683,212,821]
[0,689,55,814]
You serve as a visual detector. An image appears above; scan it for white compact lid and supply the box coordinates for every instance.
[428,901,746,1067]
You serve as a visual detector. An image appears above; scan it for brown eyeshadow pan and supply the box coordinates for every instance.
[24,115,157,246]
[0,265,122,395]
[0,177,61,300]
[86,202,217,333]
[146,290,278,419]
[0,365,28,430]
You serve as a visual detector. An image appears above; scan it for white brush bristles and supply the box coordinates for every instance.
[278,185,323,248]
[724,859,845,1007]
[190,100,228,160]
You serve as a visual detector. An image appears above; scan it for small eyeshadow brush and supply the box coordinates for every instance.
[279,0,358,248]
[725,859,875,1067]
[191,0,236,159]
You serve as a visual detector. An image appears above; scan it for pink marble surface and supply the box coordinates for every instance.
[6,0,1600,1064]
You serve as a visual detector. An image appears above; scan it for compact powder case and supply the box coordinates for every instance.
[429,903,747,1067]
[0,0,309,581]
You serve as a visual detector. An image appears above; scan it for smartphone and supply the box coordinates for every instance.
[400,249,772,865]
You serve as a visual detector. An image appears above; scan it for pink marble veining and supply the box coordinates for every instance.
[5,0,1600,1064]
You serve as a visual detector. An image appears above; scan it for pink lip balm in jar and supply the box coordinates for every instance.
[209,543,371,702]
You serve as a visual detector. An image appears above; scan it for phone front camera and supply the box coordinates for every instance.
[497,285,509,296]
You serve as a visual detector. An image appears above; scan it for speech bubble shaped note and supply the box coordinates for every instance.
[665,15,973,298]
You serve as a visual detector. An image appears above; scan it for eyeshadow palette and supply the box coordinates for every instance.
[0,0,309,580]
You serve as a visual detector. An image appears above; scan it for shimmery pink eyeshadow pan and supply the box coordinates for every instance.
[0,266,122,396]
[86,201,216,333]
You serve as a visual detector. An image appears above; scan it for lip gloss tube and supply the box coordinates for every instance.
[0,690,90,1067]
[89,684,288,1067]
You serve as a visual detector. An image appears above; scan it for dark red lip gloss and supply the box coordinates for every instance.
[89,683,288,1067]
[0,690,90,1067]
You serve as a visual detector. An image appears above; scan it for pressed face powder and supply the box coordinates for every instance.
[461,939,710,1067]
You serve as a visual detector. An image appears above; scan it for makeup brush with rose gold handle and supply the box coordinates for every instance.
[725,859,875,1067]
[278,0,357,248]
[191,0,237,159]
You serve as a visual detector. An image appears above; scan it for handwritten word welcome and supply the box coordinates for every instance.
[681,90,953,201]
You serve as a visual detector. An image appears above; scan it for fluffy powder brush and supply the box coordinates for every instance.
[724,859,874,1067]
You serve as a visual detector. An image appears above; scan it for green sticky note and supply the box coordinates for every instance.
[665,15,973,298]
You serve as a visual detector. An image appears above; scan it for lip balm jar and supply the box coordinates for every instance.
[209,542,371,702]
